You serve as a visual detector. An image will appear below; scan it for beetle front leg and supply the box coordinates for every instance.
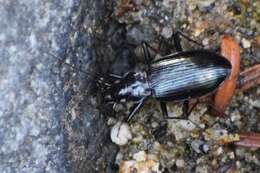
[126,97,147,122]
[108,73,123,80]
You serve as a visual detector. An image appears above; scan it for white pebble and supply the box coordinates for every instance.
[202,38,209,46]
[191,140,208,154]
[161,26,173,39]
[168,120,197,140]
[241,38,251,48]
[176,159,185,168]
[110,122,132,146]
[251,100,260,108]
[198,0,214,10]
[227,152,235,159]
[133,151,147,162]
[215,147,223,156]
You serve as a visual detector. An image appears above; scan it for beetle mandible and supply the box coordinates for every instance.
[99,31,232,121]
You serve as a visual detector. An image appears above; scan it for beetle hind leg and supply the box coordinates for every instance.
[174,30,204,48]
[161,101,187,119]
[161,100,198,120]
[160,102,169,118]
[172,32,183,52]
[182,100,199,118]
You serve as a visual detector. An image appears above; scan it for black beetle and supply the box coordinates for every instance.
[100,31,232,121]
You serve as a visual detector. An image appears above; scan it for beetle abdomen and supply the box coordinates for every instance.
[149,50,231,101]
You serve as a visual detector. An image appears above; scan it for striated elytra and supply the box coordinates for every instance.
[149,50,232,101]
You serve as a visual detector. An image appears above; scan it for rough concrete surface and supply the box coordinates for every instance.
[0,0,117,173]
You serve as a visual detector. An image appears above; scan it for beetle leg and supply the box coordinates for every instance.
[160,102,169,118]
[182,100,189,118]
[142,42,152,71]
[172,32,183,52]
[142,41,160,71]
[181,100,199,118]
[142,41,158,54]
[126,97,147,122]
[108,73,123,80]
[174,30,204,48]
[207,104,228,117]
[160,101,197,119]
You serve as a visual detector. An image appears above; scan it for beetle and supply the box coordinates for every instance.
[100,31,232,122]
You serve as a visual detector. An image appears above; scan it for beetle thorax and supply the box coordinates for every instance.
[118,72,151,99]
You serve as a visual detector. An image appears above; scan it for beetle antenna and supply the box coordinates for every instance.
[45,51,104,77]
[44,51,115,91]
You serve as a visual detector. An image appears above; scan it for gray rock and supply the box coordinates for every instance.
[127,24,156,45]
[197,0,215,12]
[190,140,209,154]
[0,0,117,173]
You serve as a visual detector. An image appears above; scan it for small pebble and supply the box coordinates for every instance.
[230,111,241,122]
[132,135,143,143]
[193,21,209,37]
[161,26,173,39]
[119,160,161,173]
[215,147,223,156]
[151,122,159,128]
[227,152,235,159]
[197,0,215,12]
[162,0,175,8]
[251,100,260,108]
[211,159,217,167]
[203,129,228,141]
[133,151,147,162]
[111,122,132,146]
[191,140,209,154]
[168,120,197,140]
[195,165,209,173]
[107,117,117,126]
[202,38,209,46]
[241,38,251,48]
[176,159,185,168]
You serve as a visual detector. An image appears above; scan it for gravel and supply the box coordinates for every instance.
[1,0,259,172]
